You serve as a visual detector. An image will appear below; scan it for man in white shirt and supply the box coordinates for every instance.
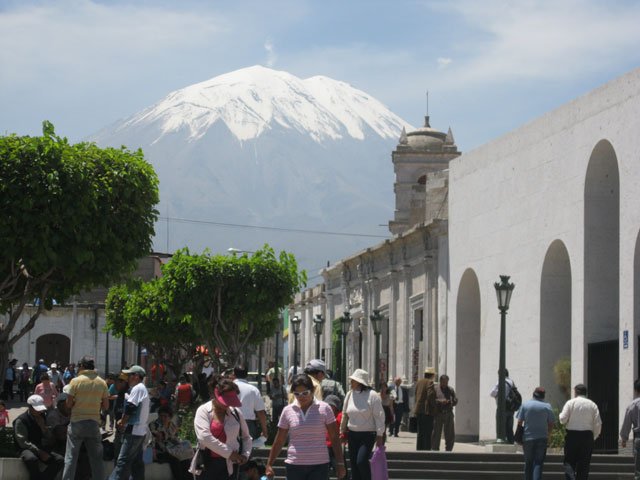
[559,383,602,480]
[233,365,268,440]
[390,377,409,437]
[109,365,150,480]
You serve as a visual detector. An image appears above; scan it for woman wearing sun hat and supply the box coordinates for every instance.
[340,369,385,480]
[191,376,252,480]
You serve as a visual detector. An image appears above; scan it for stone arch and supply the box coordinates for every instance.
[455,268,481,441]
[584,138,619,451]
[35,333,70,366]
[540,239,572,409]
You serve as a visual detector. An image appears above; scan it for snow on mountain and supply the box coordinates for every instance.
[114,65,409,144]
[90,66,413,274]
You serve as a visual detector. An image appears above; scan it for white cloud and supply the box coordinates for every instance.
[264,38,277,67]
[437,57,452,69]
[427,0,640,87]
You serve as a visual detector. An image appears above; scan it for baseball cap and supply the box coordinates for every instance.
[27,395,48,412]
[122,365,146,376]
[50,363,57,368]
[118,373,129,381]
[306,359,326,373]
[324,394,342,410]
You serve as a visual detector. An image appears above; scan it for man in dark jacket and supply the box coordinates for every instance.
[414,367,437,450]
[14,394,64,480]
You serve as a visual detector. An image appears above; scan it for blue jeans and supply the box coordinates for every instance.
[109,432,146,480]
[523,437,547,480]
[285,463,330,480]
[62,419,104,480]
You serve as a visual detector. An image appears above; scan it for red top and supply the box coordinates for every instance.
[209,417,226,458]
[326,411,342,447]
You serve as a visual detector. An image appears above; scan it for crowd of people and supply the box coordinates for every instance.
[7,354,640,480]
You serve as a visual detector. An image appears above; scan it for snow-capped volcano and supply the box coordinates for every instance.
[117,65,407,144]
[90,66,413,273]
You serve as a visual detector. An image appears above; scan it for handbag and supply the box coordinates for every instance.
[166,439,195,461]
[369,445,389,480]
[514,423,524,444]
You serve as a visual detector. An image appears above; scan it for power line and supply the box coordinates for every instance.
[158,216,389,239]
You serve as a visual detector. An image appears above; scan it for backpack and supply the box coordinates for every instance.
[505,384,522,412]
[321,379,345,402]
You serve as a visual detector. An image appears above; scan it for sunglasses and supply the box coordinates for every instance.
[293,390,311,398]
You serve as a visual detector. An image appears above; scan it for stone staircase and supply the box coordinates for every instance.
[253,449,635,479]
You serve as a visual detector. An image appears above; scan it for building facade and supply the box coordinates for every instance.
[291,68,640,449]
[290,116,460,403]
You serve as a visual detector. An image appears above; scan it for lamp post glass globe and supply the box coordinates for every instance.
[291,315,302,375]
[494,275,515,310]
[291,315,302,335]
[313,314,325,335]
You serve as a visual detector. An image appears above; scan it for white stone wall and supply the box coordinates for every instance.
[448,68,640,441]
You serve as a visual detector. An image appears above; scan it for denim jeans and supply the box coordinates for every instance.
[285,463,330,480]
[523,437,547,480]
[62,419,104,480]
[109,432,146,480]
[634,438,640,480]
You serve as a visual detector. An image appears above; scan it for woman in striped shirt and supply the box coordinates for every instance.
[266,374,346,480]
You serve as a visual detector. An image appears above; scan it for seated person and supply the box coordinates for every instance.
[150,405,192,480]
[14,395,64,480]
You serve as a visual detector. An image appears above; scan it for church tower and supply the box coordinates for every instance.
[388,116,460,235]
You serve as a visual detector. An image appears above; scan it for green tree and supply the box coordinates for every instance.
[0,121,158,380]
[162,246,306,367]
[105,278,199,377]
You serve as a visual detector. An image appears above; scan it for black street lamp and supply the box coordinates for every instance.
[370,309,383,388]
[494,275,515,443]
[340,312,352,388]
[291,315,302,376]
[312,314,325,359]
[274,313,281,385]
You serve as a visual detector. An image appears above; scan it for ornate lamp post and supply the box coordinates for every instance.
[291,315,302,376]
[340,312,352,388]
[370,309,383,388]
[494,275,515,443]
[312,314,325,359]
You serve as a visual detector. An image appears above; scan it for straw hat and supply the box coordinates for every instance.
[349,369,370,386]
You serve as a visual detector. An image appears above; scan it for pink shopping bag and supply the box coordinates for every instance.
[369,445,389,480]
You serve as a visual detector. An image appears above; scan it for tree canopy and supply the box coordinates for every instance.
[0,121,159,365]
[105,278,199,377]
[161,245,306,367]
[105,245,306,370]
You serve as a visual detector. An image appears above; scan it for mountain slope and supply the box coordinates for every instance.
[90,66,413,274]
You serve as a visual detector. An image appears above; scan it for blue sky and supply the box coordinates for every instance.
[2,0,640,152]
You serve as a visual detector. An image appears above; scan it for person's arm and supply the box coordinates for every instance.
[15,416,50,461]
[451,388,458,407]
[256,410,268,438]
[620,405,633,447]
[265,427,288,479]
[371,392,386,447]
[326,422,347,479]
[558,401,571,425]
[66,393,75,411]
[593,404,602,439]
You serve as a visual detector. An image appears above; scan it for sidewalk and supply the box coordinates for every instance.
[383,431,485,453]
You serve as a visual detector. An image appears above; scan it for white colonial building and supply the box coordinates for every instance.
[291,67,640,450]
